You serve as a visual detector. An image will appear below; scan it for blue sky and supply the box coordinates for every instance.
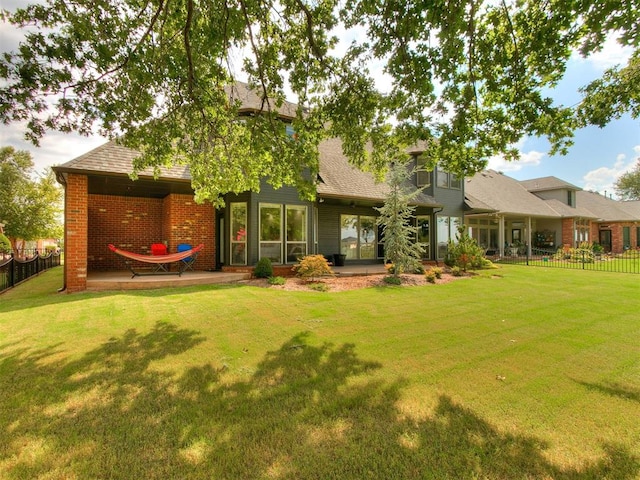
[1,3,638,197]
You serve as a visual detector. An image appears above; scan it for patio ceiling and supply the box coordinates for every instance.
[87,174,194,198]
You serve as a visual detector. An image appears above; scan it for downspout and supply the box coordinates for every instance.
[55,171,67,293]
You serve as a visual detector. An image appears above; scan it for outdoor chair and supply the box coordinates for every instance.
[151,243,169,272]
[177,243,197,271]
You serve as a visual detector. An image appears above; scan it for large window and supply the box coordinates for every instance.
[437,215,462,259]
[258,204,308,264]
[436,168,461,189]
[230,203,247,265]
[260,204,283,263]
[341,215,377,260]
[574,218,590,245]
[286,205,307,262]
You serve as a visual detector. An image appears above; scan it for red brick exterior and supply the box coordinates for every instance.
[64,174,88,293]
[162,194,216,270]
[88,195,164,270]
[63,177,216,291]
[561,218,574,247]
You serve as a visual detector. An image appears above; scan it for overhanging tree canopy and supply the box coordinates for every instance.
[1,0,638,204]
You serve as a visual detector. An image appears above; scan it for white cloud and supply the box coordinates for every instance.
[582,152,637,196]
[577,34,634,71]
[487,137,545,173]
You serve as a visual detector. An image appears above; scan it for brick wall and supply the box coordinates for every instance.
[88,195,164,270]
[86,193,215,272]
[162,194,215,270]
[65,174,88,292]
[561,218,574,247]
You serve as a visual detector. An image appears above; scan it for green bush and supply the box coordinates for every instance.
[446,226,486,271]
[254,257,273,278]
[383,275,402,285]
[294,254,334,281]
[0,234,11,254]
[267,276,286,285]
[451,266,462,277]
[308,282,329,292]
[425,271,436,283]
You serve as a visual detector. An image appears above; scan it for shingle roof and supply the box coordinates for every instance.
[621,200,640,218]
[317,137,440,206]
[520,176,581,192]
[576,190,638,222]
[54,141,191,181]
[465,170,561,217]
[227,82,298,119]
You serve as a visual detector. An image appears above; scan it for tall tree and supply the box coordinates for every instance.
[615,159,640,200]
[1,0,638,203]
[0,147,63,255]
[375,158,424,276]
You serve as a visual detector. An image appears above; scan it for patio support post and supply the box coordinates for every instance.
[499,216,505,257]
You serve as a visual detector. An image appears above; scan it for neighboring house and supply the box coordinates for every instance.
[465,170,640,255]
[52,84,466,292]
[464,170,570,256]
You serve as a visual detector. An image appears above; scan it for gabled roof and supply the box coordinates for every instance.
[520,176,581,192]
[576,190,639,222]
[540,198,597,219]
[317,138,440,206]
[465,170,561,217]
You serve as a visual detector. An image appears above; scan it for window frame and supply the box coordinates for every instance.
[229,202,248,266]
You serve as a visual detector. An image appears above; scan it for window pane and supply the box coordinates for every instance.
[360,216,376,259]
[437,170,449,188]
[450,217,462,242]
[230,203,247,265]
[261,242,282,263]
[450,173,461,189]
[437,216,449,259]
[286,243,306,262]
[341,215,358,259]
[260,205,281,241]
[286,206,306,242]
[417,216,430,259]
[231,203,247,241]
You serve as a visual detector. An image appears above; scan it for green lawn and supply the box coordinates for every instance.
[1,266,639,479]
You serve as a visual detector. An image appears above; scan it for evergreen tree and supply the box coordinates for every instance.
[375,160,424,277]
[615,159,640,200]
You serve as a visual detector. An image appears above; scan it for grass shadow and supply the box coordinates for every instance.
[1,328,638,479]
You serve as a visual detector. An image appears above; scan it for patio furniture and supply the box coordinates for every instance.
[108,243,205,278]
[177,243,198,271]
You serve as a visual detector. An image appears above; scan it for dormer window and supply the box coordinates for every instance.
[567,190,575,207]
[416,155,431,187]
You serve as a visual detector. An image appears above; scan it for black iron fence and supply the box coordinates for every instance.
[0,251,62,294]
[495,247,640,274]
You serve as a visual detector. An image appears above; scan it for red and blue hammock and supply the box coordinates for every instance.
[108,243,204,277]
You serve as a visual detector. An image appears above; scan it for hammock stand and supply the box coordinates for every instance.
[108,244,204,278]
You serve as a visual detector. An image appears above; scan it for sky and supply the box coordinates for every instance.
[1,2,638,198]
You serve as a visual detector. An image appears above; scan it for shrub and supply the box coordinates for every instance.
[451,266,462,277]
[413,263,426,274]
[425,271,436,283]
[0,234,11,254]
[446,226,486,271]
[294,254,334,281]
[254,257,273,278]
[431,266,443,279]
[308,282,329,292]
[268,276,286,285]
[383,275,402,285]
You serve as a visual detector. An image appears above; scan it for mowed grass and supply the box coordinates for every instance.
[0,266,638,479]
